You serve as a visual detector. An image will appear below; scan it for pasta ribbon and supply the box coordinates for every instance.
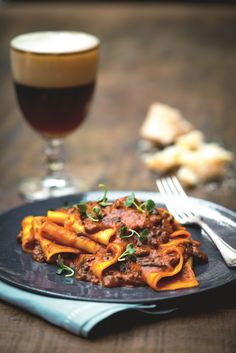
[64,213,85,234]
[142,247,184,291]
[170,230,191,239]
[21,216,35,253]
[31,217,80,262]
[91,242,125,279]
[160,229,192,248]
[41,222,101,254]
[64,213,115,245]
[32,216,45,241]
[156,258,199,291]
[87,228,116,245]
[39,238,80,263]
[47,210,67,225]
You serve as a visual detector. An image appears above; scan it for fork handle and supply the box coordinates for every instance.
[198,219,236,267]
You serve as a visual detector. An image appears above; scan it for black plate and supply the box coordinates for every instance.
[0,191,236,304]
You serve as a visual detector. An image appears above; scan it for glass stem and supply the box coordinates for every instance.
[44,138,65,178]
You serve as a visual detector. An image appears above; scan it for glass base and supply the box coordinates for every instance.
[18,174,86,201]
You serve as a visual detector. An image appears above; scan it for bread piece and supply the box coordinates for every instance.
[140,103,193,145]
[176,166,199,187]
[178,143,233,185]
[176,130,204,150]
[144,145,184,172]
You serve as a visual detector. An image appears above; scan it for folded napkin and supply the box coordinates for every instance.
[0,281,175,338]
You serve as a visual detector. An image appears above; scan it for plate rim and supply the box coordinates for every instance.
[1,190,236,220]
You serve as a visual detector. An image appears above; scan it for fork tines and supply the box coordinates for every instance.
[156,176,195,223]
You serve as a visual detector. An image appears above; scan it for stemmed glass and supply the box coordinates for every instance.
[10,31,100,201]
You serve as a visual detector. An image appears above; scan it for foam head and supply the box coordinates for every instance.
[10,31,100,88]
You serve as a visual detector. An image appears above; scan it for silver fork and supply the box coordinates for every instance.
[156,176,236,268]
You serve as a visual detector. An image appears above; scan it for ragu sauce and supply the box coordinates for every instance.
[10,31,100,138]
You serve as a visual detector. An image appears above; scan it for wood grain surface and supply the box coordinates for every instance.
[0,3,236,353]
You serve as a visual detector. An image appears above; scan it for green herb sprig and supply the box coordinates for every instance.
[75,202,103,222]
[143,199,156,213]
[56,255,75,278]
[75,201,87,216]
[124,193,155,214]
[119,226,148,243]
[118,243,136,262]
[97,184,112,207]
[87,206,103,222]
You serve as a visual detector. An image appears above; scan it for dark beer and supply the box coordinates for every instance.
[14,81,95,136]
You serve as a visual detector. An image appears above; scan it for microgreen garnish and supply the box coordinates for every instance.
[93,206,102,215]
[56,255,75,278]
[87,206,103,222]
[138,229,149,243]
[124,193,156,214]
[124,192,138,208]
[119,226,131,238]
[75,201,87,216]
[142,199,156,213]
[86,214,99,222]
[97,184,112,207]
[118,243,136,262]
[119,226,148,243]
[75,202,103,222]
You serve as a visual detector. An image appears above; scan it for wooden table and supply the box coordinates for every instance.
[0,3,235,353]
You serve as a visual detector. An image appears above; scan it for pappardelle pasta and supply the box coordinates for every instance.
[17,187,208,291]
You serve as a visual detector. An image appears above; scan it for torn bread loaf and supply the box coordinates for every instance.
[177,144,233,186]
[145,145,184,172]
[141,103,234,187]
[140,103,193,145]
[145,143,233,186]
[144,140,233,187]
[176,130,204,150]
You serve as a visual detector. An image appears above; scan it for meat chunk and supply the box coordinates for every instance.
[76,255,99,284]
[102,207,148,230]
[102,272,144,287]
[32,242,45,263]
[184,242,208,263]
[137,249,180,268]
[83,219,103,233]
[192,244,208,262]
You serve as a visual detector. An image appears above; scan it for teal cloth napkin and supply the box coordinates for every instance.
[0,281,175,337]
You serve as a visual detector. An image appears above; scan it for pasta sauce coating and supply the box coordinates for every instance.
[17,195,208,291]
